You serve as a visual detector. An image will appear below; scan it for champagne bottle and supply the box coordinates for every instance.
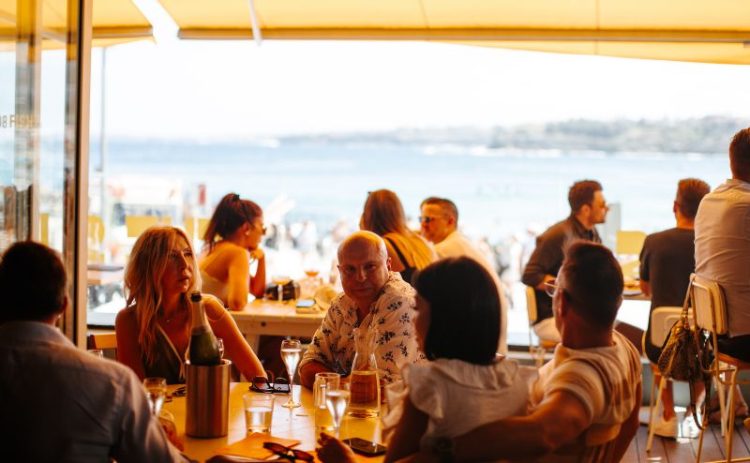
[187,292,221,366]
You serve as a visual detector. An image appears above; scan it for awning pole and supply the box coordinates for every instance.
[247,0,262,46]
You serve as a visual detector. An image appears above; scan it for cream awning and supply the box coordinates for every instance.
[0,0,152,48]
[157,0,750,64]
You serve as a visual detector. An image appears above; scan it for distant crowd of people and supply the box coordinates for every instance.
[3,126,750,461]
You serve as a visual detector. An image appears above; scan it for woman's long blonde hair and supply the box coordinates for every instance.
[124,226,200,366]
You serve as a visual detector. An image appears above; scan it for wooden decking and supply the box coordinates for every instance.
[625,422,750,462]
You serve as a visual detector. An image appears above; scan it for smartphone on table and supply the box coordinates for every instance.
[343,438,387,456]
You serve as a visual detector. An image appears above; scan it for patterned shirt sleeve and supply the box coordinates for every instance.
[370,278,420,384]
[300,294,347,374]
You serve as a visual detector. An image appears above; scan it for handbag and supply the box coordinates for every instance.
[657,275,712,428]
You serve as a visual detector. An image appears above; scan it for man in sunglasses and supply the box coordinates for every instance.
[522,179,609,344]
[299,231,420,388]
[419,196,508,353]
[0,242,187,462]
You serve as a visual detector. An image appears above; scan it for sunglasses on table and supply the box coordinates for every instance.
[263,442,314,462]
[249,374,290,394]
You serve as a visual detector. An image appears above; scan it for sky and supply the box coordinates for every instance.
[22,0,750,140]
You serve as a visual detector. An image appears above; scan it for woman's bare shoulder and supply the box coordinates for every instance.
[115,306,139,337]
[115,305,137,325]
[203,294,231,318]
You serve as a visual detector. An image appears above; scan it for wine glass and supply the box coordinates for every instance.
[325,388,351,438]
[272,275,291,303]
[280,339,302,408]
[143,377,167,416]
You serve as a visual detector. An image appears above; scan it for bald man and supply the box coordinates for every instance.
[299,231,420,388]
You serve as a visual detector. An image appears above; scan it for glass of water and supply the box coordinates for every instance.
[314,372,341,435]
[325,387,351,438]
[143,377,167,416]
[243,393,274,434]
[280,339,302,408]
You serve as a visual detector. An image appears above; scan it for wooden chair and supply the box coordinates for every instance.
[644,306,692,452]
[87,332,117,351]
[691,274,750,463]
[184,217,210,245]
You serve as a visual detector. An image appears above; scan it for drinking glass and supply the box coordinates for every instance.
[243,393,274,434]
[143,377,167,416]
[314,372,341,434]
[272,275,291,302]
[280,339,302,408]
[325,387,351,438]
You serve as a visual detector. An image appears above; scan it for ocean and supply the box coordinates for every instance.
[93,139,730,242]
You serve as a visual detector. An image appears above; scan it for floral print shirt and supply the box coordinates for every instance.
[300,272,420,384]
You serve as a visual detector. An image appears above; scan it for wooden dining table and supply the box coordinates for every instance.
[164,383,383,463]
[230,300,327,351]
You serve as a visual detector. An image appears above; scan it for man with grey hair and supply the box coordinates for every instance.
[299,231,420,388]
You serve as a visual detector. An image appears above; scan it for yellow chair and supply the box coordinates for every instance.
[87,332,117,350]
[692,274,750,463]
[39,213,49,245]
[88,215,106,263]
[125,215,171,238]
[616,230,647,256]
[184,217,210,244]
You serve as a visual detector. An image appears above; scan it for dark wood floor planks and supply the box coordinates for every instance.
[627,422,750,462]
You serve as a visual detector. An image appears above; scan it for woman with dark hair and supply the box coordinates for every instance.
[318,257,531,463]
[199,193,267,310]
[360,189,436,283]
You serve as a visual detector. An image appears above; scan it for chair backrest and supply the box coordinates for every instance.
[649,306,692,347]
[615,230,646,255]
[88,215,106,263]
[87,332,117,350]
[40,212,49,245]
[690,274,728,335]
[184,217,210,244]
[125,215,171,238]
[526,285,538,325]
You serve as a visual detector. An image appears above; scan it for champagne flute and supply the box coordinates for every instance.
[280,339,302,408]
[272,275,291,303]
[325,388,351,439]
[143,377,167,416]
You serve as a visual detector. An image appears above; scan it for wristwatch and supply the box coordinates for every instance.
[432,436,455,463]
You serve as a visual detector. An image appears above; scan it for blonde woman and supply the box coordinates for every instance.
[115,226,265,384]
[199,193,267,311]
[361,189,437,283]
